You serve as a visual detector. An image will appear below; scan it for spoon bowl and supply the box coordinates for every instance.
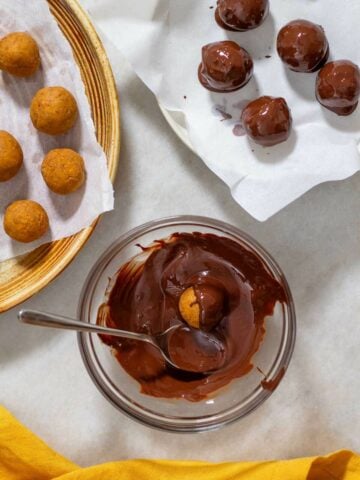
[18,309,225,374]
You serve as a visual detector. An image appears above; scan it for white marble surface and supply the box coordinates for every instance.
[0,15,359,467]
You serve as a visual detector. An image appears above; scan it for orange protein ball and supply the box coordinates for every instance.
[30,86,78,135]
[4,200,49,243]
[179,284,225,331]
[179,286,201,329]
[0,131,23,181]
[41,148,86,195]
[0,32,40,77]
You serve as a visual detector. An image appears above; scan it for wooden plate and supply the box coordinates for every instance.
[0,0,120,313]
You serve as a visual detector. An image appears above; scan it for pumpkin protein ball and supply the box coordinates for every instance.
[4,200,49,243]
[276,19,329,73]
[41,148,86,195]
[215,0,270,32]
[179,285,225,331]
[316,60,360,116]
[198,41,253,92]
[0,32,40,77]
[30,86,78,135]
[0,131,23,181]
[241,96,292,147]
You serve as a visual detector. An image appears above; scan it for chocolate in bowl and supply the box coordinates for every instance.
[98,232,286,402]
[78,217,296,431]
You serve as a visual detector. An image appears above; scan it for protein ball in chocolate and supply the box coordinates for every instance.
[241,96,292,147]
[198,41,253,92]
[179,284,225,331]
[277,19,329,73]
[316,60,360,116]
[215,0,269,31]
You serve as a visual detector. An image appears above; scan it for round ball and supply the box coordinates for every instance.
[0,32,40,77]
[4,200,49,243]
[0,131,23,181]
[179,284,225,331]
[316,60,360,116]
[30,87,78,135]
[216,0,269,31]
[42,148,86,195]
[277,19,329,73]
[198,41,253,92]
[241,96,292,147]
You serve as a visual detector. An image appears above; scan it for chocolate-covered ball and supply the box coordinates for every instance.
[215,0,269,31]
[316,61,360,116]
[198,41,253,92]
[277,19,329,73]
[241,96,292,147]
[179,284,225,331]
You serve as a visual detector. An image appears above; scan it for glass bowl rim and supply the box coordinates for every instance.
[77,215,296,433]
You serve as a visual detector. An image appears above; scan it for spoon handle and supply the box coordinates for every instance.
[18,309,154,345]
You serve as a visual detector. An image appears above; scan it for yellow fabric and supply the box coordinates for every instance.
[0,406,359,480]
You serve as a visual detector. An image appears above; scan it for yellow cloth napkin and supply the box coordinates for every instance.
[0,406,359,480]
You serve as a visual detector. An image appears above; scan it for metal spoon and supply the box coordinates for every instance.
[18,309,225,374]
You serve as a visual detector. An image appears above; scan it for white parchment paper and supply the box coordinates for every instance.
[85,0,360,221]
[0,0,114,261]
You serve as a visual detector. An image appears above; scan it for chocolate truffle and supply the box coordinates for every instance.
[241,96,292,147]
[0,32,40,77]
[179,284,225,331]
[30,87,78,135]
[215,0,269,31]
[41,148,86,195]
[4,200,49,243]
[277,19,329,73]
[198,41,253,92]
[316,60,360,116]
[0,131,23,182]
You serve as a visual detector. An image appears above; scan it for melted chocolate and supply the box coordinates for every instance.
[241,96,292,147]
[167,326,227,373]
[261,367,285,391]
[99,233,287,402]
[198,41,253,92]
[215,0,269,31]
[233,123,246,136]
[277,19,329,73]
[316,60,360,116]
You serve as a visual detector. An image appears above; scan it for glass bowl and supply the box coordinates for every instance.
[78,216,296,432]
